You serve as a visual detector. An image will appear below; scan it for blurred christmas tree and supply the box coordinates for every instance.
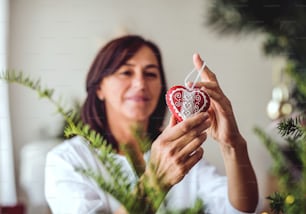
[205,0,306,213]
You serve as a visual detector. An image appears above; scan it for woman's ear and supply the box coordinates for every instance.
[96,86,105,101]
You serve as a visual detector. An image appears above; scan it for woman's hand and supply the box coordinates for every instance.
[193,54,259,212]
[192,53,242,148]
[147,112,211,191]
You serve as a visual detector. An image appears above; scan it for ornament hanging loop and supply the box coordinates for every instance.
[184,62,206,91]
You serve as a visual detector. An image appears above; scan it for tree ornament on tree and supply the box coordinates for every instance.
[267,69,293,120]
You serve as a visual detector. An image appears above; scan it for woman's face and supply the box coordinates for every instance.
[97,45,162,123]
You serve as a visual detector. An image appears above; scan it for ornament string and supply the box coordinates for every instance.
[184,62,206,91]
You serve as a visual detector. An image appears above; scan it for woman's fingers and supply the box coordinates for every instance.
[163,112,209,142]
[177,132,207,162]
[149,114,209,189]
[192,53,225,103]
[193,81,224,102]
[193,53,218,83]
[184,147,204,170]
[170,114,210,152]
[166,146,204,186]
[174,147,204,179]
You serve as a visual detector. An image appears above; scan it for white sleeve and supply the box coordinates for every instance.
[196,159,258,214]
[44,149,111,214]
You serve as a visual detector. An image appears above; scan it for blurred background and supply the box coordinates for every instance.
[2,0,299,213]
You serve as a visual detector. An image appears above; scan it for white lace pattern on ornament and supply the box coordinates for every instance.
[170,88,206,120]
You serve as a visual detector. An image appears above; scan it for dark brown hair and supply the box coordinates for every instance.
[81,35,167,150]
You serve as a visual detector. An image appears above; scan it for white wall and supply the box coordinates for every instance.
[0,0,18,205]
[9,0,275,211]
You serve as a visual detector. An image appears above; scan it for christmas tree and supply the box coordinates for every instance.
[205,0,306,213]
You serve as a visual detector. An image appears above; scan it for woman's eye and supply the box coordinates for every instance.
[145,71,158,78]
[119,70,132,76]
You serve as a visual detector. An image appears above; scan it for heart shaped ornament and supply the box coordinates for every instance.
[166,85,210,122]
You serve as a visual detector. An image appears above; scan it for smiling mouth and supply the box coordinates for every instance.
[127,96,150,102]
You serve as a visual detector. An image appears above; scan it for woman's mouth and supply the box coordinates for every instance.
[126,96,149,103]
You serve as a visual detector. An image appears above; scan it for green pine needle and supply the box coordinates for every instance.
[267,192,285,214]
[278,116,305,139]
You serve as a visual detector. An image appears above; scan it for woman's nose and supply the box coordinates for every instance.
[132,74,146,89]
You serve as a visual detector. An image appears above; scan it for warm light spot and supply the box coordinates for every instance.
[285,195,295,204]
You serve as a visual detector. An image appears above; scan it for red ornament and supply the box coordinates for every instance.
[166,85,210,122]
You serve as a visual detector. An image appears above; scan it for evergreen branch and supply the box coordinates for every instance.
[76,168,140,213]
[134,170,167,214]
[185,199,205,214]
[118,125,151,177]
[63,114,168,214]
[1,70,54,99]
[206,0,304,36]
[64,123,135,196]
[254,127,292,191]
[267,192,285,214]
[120,144,145,178]
[254,127,286,165]
[160,198,205,214]
[76,145,145,213]
[58,97,166,213]
[64,120,105,148]
[132,125,152,153]
[299,138,306,213]
[278,116,305,139]
[206,0,266,35]
[284,137,303,179]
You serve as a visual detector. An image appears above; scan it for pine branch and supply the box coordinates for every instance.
[132,125,152,153]
[253,127,293,191]
[76,168,141,213]
[278,116,305,139]
[118,125,151,177]
[255,123,306,213]
[267,192,285,214]
[254,127,286,165]
[299,135,306,213]
[206,0,303,36]
[1,70,54,99]
[120,144,145,178]
[161,198,205,214]
[64,121,142,211]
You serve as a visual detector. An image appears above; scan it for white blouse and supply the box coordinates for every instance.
[45,136,257,214]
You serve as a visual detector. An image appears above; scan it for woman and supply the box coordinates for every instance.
[45,35,259,213]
